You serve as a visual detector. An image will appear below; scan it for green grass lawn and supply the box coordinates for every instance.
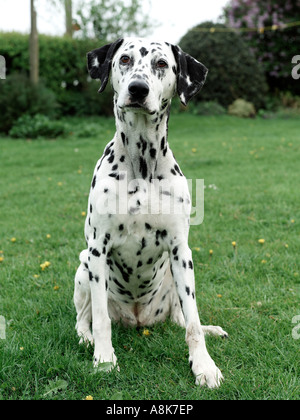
[0,114,299,400]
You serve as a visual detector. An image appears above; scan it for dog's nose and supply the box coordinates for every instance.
[128,81,149,100]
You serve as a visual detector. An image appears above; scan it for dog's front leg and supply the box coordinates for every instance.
[88,239,117,370]
[170,242,223,388]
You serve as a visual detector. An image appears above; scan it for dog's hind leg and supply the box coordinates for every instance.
[166,264,228,336]
[74,250,93,346]
[202,326,228,338]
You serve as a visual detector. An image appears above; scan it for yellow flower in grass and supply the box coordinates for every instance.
[11,237,17,243]
[258,239,265,244]
[40,261,51,271]
[231,241,237,248]
[85,395,93,400]
[53,285,60,291]
[0,256,4,263]
[81,211,86,217]
[143,329,150,336]
[209,249,213,256]
[261,259,267,264]
[46,234,51,239]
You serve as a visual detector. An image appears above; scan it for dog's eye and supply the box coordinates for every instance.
[120,55,131,64]
[157,60,168,68]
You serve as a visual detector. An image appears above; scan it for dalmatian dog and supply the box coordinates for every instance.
[74,38,228,388]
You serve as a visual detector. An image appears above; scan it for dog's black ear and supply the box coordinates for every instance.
[171,45,208,106]
[87,38,124,93]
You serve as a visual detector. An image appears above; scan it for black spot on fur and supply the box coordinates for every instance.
[108,152,115,164]
[139,157,148,179]
[115,261,130,283]
[150,148,156,158]
[91,248,100,257]
[140,47,149,57]
[113,277,125,289]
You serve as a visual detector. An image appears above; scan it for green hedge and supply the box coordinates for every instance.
[0,32,114,117]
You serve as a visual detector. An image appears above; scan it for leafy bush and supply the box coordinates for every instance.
[228,98,256,118]
[0,32,111,117]
[189,101,227,116]
[179,22,268,109]
[0,73,59,133]
[58,81,114,117]
[279,92,300,109]
[9,114,67,139]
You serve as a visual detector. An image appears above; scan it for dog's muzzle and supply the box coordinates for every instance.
[128,80,149,108]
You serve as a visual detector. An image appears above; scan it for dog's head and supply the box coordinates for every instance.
[87,38,208,114]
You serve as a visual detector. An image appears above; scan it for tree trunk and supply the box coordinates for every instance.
[65,0,73,37]
[29,0,39,85]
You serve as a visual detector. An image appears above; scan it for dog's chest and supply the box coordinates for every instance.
[87,138,190,303]
[106,213,170,302]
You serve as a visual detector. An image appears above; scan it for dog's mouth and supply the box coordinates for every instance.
[122,102,155,115]
[127,103,143,109]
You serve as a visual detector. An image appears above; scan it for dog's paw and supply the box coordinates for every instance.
[78,331,94,347]
[93,350,119,372]
[202,325,229,339]
[190,355,224,388]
